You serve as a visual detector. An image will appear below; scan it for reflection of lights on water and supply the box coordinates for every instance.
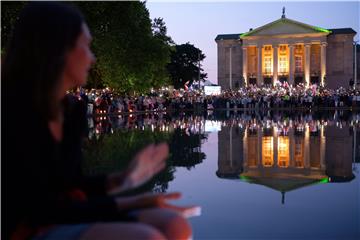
[86,111,357,141]
[296,125,304,132]
[273,126,278,134]
[278,136,289,168]
[262,136,274,167]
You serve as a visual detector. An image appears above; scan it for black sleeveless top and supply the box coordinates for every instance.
[3,93,120,239]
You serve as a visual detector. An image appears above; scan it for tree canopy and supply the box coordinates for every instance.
[1,1,207,93]
[167,43,207,89]
[75,1,174,93]
[1,1,27,51]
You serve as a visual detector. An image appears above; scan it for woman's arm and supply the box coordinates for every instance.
[106,143,168,195]
[79,142,168,196]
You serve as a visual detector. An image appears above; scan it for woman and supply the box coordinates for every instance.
[3,2,197,240]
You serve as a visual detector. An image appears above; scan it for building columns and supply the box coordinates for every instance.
[289,128,295,167]
[258,131,263,167]
[305,43,311,87]
[273,45,278,85]
[229,46,233,89]
[320,42,327,87]
[242,46,248,86]
[257,45,263,85]
[243,130,248,168]
[273,128,278,167]
[320,125,326,170]
[304,125,310,168]
[289,44,295,85]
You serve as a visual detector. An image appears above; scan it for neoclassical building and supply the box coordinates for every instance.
[215,12,357,89]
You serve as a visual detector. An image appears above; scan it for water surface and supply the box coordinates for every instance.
[84,110,360,239]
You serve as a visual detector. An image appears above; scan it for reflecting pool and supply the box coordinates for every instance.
[84,110,360,239]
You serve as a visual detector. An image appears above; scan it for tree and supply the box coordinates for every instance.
[1,1,174,93]
[75,2,174,93]
[75,2,155,93]
[1,1,27,53]
[152,17,174,46]
[167,43,207,89]
[148,17,175,89]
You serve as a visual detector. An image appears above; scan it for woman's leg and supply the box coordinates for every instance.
[80,222,166,240]
[136,208,192,240]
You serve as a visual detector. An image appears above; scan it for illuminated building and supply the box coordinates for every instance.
[215,11,356,89]
[217,122,355,203]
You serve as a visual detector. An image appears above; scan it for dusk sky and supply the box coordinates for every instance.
[147,1,360,84]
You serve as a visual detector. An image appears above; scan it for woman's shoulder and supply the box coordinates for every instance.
[62,94,88,137]
[63,94,87,117]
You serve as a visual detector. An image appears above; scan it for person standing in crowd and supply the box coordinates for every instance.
[3,2,198,240]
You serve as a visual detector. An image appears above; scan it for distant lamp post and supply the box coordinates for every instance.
[229,46,232,90]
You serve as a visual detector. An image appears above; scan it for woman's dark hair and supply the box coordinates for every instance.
[2,2,85,121]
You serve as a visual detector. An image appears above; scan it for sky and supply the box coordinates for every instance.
[146,1,360,84]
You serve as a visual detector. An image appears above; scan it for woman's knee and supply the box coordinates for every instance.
[138,209,193,240]
[163,212,192,240]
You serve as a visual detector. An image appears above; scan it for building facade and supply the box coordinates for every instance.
[216,14,357,89]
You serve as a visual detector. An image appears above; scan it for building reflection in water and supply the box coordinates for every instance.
[87,110,358,202]
[217,120,355,204]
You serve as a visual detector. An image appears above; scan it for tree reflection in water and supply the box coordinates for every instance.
[82,110,359,194]
[83,113,208,193]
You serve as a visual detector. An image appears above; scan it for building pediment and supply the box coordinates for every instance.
[240,17,330,39]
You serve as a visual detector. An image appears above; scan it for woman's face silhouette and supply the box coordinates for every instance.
[63,23,95,88]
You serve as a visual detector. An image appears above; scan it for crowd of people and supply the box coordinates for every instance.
[72,83,360,116]
[87,109,359,140]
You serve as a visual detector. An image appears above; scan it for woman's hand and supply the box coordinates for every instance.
[107,143,169,195]
[115,192,201,218]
